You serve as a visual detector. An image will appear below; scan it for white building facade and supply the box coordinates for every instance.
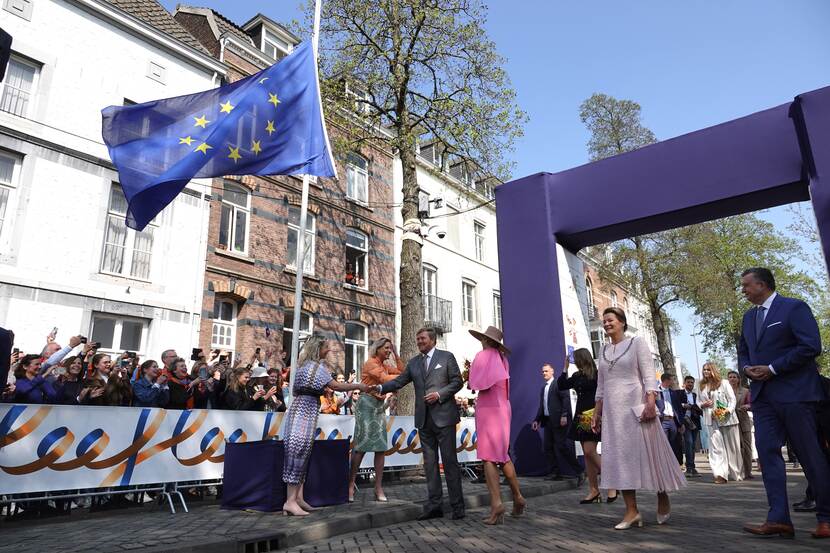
[0,0,225,359]
[393,147,501,368]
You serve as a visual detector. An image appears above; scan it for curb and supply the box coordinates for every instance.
[147,479,574,553]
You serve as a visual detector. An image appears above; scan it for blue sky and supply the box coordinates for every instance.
[162,0,830,376]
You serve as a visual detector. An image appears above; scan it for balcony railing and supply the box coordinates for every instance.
[424,294,452,333]
[588,304,599,320]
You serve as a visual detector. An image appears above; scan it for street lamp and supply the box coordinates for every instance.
[690,332,701,378]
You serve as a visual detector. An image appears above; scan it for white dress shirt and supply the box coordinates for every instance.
[543,377,553,417]
[658,386,675,418]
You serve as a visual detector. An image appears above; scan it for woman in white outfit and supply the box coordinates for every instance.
[698,362,743,484]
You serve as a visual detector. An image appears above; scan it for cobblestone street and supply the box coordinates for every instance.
[290,466,824,553]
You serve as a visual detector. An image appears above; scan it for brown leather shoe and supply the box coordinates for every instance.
[812,522,830,539]
[714,476,727,484]
[743,522,795,538]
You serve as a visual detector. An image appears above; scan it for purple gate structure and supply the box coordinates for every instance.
[496,85,830,475]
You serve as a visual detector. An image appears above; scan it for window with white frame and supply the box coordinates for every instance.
[590,330,605,360]
[493,291,502,328]
[473,221,486,261]
[282,310,312,362]
[211,298,237,350]
[610,290,618,308]
[345,322,367,379]
[101,183,155,280]
[90,314,148,354]
[262,28,292,60]
[0,150,21,239]
[585,277,595,313]
[346,153,368,203]
[0,55,39,117]
[219,182,250,254]
[287,206,315,274]
[345,228,368,288]
[462,279,478,325]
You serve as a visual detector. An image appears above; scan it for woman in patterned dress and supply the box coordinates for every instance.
[347,337,403,502]
[282,335,368,516]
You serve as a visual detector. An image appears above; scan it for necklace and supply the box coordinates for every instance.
[602,337,634,370]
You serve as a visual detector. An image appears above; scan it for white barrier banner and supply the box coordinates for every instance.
[0,404,478,494]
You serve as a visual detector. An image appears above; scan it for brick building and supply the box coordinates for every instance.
[173,7,397,376]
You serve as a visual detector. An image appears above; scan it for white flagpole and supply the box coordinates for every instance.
[288,0,324,402]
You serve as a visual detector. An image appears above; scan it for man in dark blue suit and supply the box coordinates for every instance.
[738,268,830,539]
[656,373,685,464]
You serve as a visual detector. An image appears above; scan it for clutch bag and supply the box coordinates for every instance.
[631,403,646,422]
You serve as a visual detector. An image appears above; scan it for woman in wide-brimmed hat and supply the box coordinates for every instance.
[467,326,525,525]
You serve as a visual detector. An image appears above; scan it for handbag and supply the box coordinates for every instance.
[683,415,698,431]
[631,403,646,422]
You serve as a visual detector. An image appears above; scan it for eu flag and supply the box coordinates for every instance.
[102,41,335,230]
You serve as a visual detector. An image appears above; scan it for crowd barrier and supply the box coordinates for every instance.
[0,404,478,495]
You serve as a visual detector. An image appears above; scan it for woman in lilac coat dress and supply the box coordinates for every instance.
[469,326,526,525]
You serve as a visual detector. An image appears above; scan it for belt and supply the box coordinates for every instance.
[661,415,675,421]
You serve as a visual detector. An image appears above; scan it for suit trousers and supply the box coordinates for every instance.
[683,428,699,471]
[661,420,682,465]
[543,421,582,477]
[419,411,464,514]
[753,397,830,524]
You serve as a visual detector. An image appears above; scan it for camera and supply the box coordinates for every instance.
[92,342,101,349]
[80,337,87,344]
[190,347,203,361]
[436,230,446,239]
[126,351,137,359]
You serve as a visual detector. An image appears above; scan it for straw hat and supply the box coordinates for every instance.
[468,326,511,355]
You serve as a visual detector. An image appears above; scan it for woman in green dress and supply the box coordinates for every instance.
[347,337,403,502]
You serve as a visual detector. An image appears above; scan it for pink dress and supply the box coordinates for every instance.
[596,336,686,492]
[470,348,511,463]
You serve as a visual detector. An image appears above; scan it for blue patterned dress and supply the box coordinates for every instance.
[282,361,333,484]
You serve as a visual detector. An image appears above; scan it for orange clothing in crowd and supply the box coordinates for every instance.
[319,393,340,414]
[361,356,404,400]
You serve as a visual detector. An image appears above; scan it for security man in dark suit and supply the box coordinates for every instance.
[532,363,583,481]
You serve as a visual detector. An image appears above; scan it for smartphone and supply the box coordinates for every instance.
[92,342,101,349]
[219,354,229,363]
[120,359,130,368]
[255,347,261,355]
[79,337,87,344]
[198,366,208,380]
[127,351,137,359]
[190,348,202,361]
[51,327,58,336]
[12,347,19,355]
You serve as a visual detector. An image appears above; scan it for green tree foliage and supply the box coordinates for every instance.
[308,0,526,413]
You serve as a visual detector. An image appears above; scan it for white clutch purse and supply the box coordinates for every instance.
[631,403,646,422]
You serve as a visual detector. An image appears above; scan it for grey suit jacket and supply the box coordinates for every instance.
[380,348,463,429]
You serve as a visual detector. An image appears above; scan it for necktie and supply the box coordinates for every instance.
[422,354,430,377]
[755,306,766,340]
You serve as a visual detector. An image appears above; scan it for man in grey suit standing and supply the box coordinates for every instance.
[377,327,465,520]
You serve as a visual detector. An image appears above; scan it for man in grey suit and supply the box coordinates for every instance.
[377,327,465,520]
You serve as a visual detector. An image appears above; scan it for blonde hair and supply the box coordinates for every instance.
[700,362,722,393]
[297,335,328,368]
[369,337,392,359]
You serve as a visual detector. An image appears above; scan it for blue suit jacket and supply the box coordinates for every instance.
[738,294,824,403]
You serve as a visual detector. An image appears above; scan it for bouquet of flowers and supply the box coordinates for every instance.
[713,399,731,425]
[577,408,595,432]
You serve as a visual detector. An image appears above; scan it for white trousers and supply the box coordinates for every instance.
[707,423,743,481]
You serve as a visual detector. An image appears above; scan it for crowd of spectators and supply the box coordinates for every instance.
[2,332,289,412]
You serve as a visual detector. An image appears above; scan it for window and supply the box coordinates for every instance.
[423,264,437,321]
[211,299,236,350]
[345,322,368,379]
[0,151,21,239]
[101,184,155,280]
[473,221,486,261]
[282,310,312,362]
[590,330,604,360]
[287,206,315,274]
[0,56,38,117]
[91,314,148,354]
[585,277,595,316]
[346,153,368,203]
[493,291,502,328]
[262,28,291,60]
[345,229,368,288]
[219,182,250,254]
[462,279,477,325]
[610,290,618,308]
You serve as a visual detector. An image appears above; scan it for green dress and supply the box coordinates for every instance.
[353,393,388,452]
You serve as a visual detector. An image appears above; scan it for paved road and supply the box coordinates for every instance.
[290,468,825,553]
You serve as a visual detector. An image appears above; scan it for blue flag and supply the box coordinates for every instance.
[102,41,335,230]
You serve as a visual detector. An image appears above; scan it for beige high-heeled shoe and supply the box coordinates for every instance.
[614,513,643,530]
[483,505,506,526]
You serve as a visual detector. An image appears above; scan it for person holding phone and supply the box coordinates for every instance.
[81,353,112,406]
[13,354,60,404]
[133,360,170,407]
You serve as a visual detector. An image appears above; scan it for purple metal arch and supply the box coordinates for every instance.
[497,85,830,475]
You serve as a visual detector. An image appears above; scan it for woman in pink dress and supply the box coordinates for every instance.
[469,326,526,525]
[591,307,686,530]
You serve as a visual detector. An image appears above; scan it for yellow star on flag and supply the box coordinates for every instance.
[228,145,242,163]
[265,120,276,136]
[259,77,269,84]
[179,136,194,146]
[194,142,212,155]
[268,93,281,108]
[251,140,262,155]
[219,100,235,114]
[194,114,210,128]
